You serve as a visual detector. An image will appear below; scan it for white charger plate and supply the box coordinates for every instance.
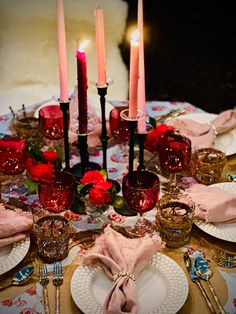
[0,237,30,275]
[71,252,189,314]
[194,182,236,243]
[170,112,236,156]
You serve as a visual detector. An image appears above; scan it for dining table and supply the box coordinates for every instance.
[0,99,236,314]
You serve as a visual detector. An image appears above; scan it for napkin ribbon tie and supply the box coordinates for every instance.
[207,122,218,136]
[113,271,136,282]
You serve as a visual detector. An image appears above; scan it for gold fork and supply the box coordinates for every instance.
[53,261,63,314]
[39,264,50,314]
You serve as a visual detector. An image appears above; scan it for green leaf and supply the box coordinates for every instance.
[53,145,64,160]
[54,158,62,170]
[77,183,86,194]
[28,144,43,162]
[99,169,108,180]
[24,179,38,194]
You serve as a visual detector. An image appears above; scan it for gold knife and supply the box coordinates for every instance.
[155,108,186,124]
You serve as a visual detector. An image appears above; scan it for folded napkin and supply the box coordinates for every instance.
[182,183,236,223]
[82,224,163,314]
[0,203,33,248]
[168,109,236,150]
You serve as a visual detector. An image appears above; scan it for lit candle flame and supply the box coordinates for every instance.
[131,29,140,46]
[78,40,90,52]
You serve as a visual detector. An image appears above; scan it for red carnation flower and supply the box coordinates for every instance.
[88,187,112,205]
[80,170,105,185]
[28,163,55,184]
[42,150,60,163]
[145,124,175,152]
[25,157,34,171]
[94,180,113,191]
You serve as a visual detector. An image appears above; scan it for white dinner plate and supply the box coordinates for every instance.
[170,112,236,156]
[0,237,30,275]
[194,182,236,243]
[71,252,189,314]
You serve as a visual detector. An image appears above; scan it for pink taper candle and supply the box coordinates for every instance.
[129,30,139,119]
[76,40,89,134]
[56,0,69,103]
[95,8,107,87]
[137,0,146,132]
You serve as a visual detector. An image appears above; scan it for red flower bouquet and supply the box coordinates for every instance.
[144,123,175,152]
[78,170,115,206]
[24,145,62,193]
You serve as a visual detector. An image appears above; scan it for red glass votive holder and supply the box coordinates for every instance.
[0,136,27,175]
[39,105,65,140]
[38,170,76,213]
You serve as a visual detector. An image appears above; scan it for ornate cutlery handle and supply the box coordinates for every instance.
[0,281,11,290]
[207,280,226,314]
[55,286,60,314]
[196,280,216,313]
[43,286,50,314]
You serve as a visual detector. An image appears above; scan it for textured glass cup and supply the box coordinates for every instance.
[193,147,227,185]
[39,105,64,140]
[0,136,27,175]
[13,111,42,145]
[0,136,28,196]
[38,170,76,213]
[156,194,194,248]
[109,105,130,163]
[33,213,70,263]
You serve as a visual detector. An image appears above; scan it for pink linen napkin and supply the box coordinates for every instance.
[168,109,236,150]
[0,203,33,248]
[182,183,236,223]
[82,224,163,314]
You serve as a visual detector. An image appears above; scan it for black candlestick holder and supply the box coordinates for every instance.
[69,131,101,215]
[137,122,154,171]
[120,109,145,173]
[70,131,101,181]
[137,133,146,171]
[60,101,70,171]
[97,85,121,193]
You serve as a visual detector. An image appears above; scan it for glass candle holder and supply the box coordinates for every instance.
[109,105,130,163]
[39,104,64,140]
[193,147,227,185]
[0,136,27,175]
[38,170,76,213]
[156,194,194,248]
[33,213,70,263]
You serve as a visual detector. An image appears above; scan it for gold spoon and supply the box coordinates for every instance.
[0,265,34,290]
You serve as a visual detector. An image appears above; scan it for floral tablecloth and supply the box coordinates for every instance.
[1,101,236,314]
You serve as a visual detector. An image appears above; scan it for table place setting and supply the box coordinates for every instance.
[1,103,236,314]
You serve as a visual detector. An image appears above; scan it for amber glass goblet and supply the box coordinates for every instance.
[122,170,160,237]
